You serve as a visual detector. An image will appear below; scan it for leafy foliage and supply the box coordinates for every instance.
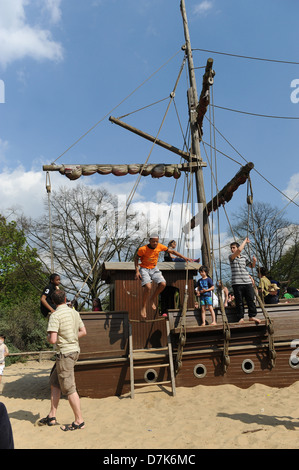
[271,242,299,288]
[0,215,45,306]
[0,215,50,361]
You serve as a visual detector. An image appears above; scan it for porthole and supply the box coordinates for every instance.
[144,369,158,383]
[242,359,255,374]
[289,355,299,369]
[193,363,207,379]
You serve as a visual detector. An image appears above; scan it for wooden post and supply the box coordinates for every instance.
[180,0,211,271]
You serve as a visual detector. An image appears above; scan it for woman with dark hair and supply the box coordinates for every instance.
[164,240,200,263]
[92,298,102,311]
[40,273,61,317]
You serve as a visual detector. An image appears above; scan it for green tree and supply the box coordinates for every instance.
[0,215,51,359]
[0,215,45,306]
[20,185,147,308]
[230,201,298,271]
[271,240,299,288]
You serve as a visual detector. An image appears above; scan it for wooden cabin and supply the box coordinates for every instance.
[101,261,200,349]
[74,261,199,398]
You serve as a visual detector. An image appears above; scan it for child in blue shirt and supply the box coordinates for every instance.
[195,266,217,326]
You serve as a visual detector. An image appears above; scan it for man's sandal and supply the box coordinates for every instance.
[38,416,57,426]
[60,421,85,431]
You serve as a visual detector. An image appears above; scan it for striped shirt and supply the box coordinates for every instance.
[47,304,85,355]
[229,254,252,285]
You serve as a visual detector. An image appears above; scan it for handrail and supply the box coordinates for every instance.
[8,350,55,362]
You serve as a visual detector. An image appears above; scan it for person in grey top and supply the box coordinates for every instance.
[229,237,261,324]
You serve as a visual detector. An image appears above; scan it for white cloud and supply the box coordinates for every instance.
[43,0,62,24]
[155,190,173,204]
[0,167,145,220]
[0,166,45,218]
[283,172,299,203]
[0,0,63,68]
[128,201,203,253]
[193,1,214,17]
[0,166,78,219]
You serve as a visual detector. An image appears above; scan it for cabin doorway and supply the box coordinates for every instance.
[160,286,180,314]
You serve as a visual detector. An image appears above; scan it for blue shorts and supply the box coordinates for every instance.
[200,297,212,306]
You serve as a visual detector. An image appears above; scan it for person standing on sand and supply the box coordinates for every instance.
[135,234,192,318]
[229,237,261,324]
[38,289,87,431]
[0,335,8,388]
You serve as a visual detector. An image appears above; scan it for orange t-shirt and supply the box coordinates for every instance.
[137,243,168,269]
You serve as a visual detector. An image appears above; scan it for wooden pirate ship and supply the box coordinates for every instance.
[43,0,299,399]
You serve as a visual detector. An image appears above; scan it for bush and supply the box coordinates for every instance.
[0,297,50,362]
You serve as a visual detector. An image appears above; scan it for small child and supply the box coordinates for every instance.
[195,266,217,326]
[0,335,9,386]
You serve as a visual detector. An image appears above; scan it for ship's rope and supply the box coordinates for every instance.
[45,172,54,273]
[125,55,187,211]
[245,177,276,368]
[50,49,181,165]
[197,87,231,371]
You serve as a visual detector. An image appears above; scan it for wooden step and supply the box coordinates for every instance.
[133,363,169,369]
[129,320,176,398]
[134,380,171,387]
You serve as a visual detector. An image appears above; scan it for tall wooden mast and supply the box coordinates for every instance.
[180,0,211,270]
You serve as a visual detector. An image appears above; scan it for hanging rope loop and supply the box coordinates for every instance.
[46,171,51,193]
[247,195,253,205]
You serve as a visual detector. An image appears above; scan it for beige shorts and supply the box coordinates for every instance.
[50,352,79,396]
[140,267,166,287]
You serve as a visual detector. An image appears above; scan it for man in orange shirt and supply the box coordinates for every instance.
[135,235,192,318]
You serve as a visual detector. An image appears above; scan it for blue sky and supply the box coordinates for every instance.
[0,0,298,254]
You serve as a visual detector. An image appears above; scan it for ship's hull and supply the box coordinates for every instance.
[74,301,299,398]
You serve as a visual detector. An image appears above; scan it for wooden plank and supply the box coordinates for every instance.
[79,311,129,357]
[134,381,171,387]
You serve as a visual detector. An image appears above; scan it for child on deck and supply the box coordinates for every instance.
[195,266,217,326]
[135,234,192,318]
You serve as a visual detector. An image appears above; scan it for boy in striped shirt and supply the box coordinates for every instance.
[229,237,261,324]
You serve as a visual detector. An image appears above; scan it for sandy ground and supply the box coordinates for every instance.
[1,359,299,450]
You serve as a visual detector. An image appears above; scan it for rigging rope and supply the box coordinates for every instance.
[211,104,299,120]
[204,115,299,209]
[244,178,276,367]
[192,48,299,65]
[125,55,187,212]
[51,49,181,165]
[202,88,231,370]
[45,172,54,273]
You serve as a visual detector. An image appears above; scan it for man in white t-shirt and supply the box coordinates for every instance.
[38,290,87,431]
